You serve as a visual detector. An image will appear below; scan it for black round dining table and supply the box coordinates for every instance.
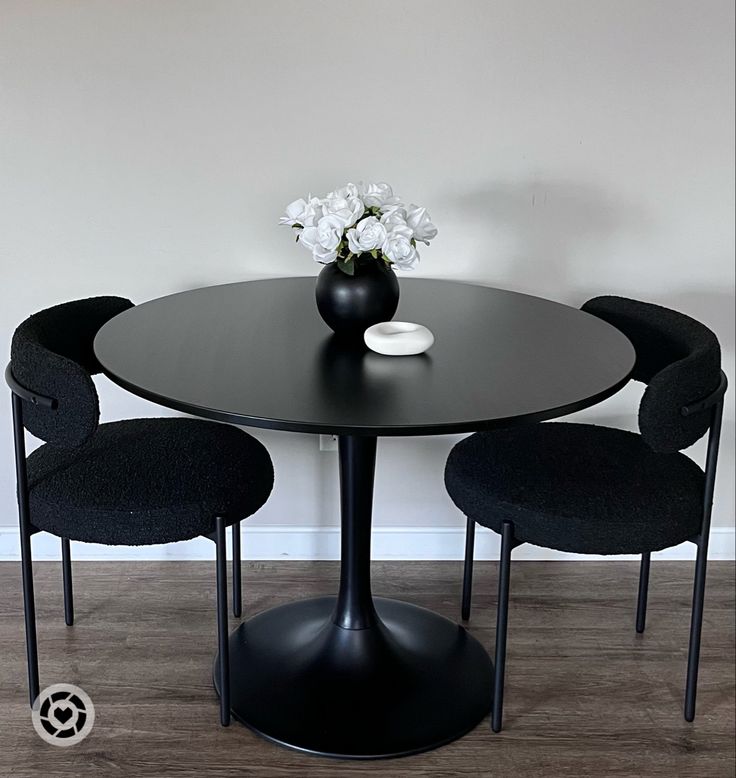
[94,277,635,759]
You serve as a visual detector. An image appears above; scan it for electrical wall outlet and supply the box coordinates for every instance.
[319,434,338,452]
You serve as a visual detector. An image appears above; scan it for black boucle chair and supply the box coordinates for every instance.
[444,296,727,732]
[7,297,275,727]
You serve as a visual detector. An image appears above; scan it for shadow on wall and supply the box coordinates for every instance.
[665,291,735,357]
[445,178,649,301]
[574,286,736,379]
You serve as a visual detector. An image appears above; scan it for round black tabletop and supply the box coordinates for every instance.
[93,278,635,436]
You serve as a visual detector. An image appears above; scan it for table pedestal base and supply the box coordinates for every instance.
[214,596,493,759]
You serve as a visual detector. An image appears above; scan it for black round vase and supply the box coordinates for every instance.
[315,259,400,337]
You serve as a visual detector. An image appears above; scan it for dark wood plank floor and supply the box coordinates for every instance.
[0,561,733,777]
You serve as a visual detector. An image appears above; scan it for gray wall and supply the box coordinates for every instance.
[1,1,733,556]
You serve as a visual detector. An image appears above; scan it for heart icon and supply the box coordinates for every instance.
[54,706,74,725]
[32,684,95,746]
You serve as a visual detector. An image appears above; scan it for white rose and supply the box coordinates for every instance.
[327,182,360,201]
[322,195,364,228]
[279,196,322,227]
[300,224,338,263]
[316,214,345,252]
[405,204,437,244]
[380,207,408,229]
[346,216,388,255]
[382,224,419,270]
[312,242,338,264]
[298,227,314,247]
[303,198,324,227]
[297,225,318,251]
[359,181,402,210]
[279,198,307,227]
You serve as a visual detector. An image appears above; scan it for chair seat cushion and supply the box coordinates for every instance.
[445,423,704,554]
[27,418,274,545]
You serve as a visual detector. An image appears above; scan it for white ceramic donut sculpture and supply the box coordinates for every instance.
[363,321,435,356]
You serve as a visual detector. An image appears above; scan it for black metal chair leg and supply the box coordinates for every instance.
[684,539,708,722]
[492,521,514,733]
[683,398,723,722]
[461,518,476,621]
[215,517,231,726]
[61,538,74,626]
[19,524,40,707]
[636,552,650,634]
[232,522,242,618]
[12,394,39,707]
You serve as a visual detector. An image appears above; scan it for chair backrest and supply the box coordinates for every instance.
[10,297,134,447]
[582,296,721,453]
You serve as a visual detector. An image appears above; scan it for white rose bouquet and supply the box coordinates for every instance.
[280,182,437,275]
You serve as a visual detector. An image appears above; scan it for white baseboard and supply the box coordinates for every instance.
[0,525,733,562]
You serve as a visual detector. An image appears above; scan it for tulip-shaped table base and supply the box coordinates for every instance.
[213,436,493,759]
